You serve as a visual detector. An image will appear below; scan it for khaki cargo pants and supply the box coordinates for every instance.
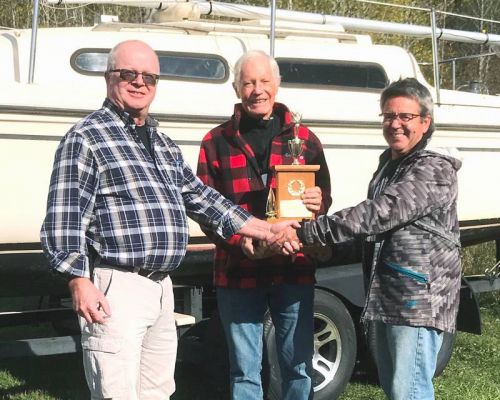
[79,267,177,399]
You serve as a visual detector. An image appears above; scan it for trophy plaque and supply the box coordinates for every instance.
[266,112,320,222]
[272,164,320,221]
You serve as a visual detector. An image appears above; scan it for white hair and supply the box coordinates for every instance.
[233,50,281,90]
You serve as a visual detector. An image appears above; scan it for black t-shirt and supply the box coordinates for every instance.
[373,135,430,197]
[240,114,281,174]
[136,124,152,158]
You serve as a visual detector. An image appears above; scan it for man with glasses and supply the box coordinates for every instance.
[274,78,462,400]
[41,40,294,400]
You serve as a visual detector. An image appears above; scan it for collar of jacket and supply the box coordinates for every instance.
[373,132,433,178]
[230,102,294,135]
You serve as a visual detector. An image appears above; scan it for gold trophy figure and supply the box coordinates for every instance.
[265,187,277,220]
[265,111,320,223]
[288,111,304,165]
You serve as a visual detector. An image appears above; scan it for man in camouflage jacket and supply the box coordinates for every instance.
[280,78,461,400]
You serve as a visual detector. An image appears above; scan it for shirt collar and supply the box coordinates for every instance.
[102,98,159,129]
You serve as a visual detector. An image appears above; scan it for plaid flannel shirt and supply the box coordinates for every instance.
[41,99,251,278]
[197,103,332,288]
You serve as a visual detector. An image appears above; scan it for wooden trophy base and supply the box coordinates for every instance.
[271,164,320,222]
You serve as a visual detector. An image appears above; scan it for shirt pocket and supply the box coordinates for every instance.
[159,157,184,188]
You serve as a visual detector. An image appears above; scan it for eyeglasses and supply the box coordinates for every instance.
[380,112,422,123]
[108,69,159,86]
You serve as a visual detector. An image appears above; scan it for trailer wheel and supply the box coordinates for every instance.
[434,331,456,376]
[367,323,456,378]
[264,289,357,400]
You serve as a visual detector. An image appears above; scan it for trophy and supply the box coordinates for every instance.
[265,111,330,262]
[266,111,320,222]
[289,111,304,165]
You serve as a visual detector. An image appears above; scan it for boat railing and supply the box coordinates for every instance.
[37,1,500,102]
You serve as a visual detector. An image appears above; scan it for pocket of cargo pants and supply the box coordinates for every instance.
[81,334,127,398]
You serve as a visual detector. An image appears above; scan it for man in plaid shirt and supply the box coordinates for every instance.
[41,41,294,400]
[197,50,332,399]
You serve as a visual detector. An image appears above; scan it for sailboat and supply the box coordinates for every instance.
[1,2,499,397]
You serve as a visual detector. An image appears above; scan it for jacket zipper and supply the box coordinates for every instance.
[361,242,384,328]
[384,262,429,284]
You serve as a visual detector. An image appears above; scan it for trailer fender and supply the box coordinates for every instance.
[315,263,365,308]
[457,277,482,335]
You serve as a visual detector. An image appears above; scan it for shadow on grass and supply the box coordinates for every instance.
[0,353,89,400]
[173,361,230,400]
[0,353,228,400]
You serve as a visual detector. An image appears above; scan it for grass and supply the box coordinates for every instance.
[338,293,500,400]
[0,243,498,399]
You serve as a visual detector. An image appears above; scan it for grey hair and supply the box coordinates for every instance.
[233,50,281,90]
[107,43,120,71]
[380,77,435,135]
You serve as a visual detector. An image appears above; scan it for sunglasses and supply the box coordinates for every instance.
[108,69,159,86]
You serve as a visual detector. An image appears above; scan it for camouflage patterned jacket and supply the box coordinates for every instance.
[299,147,462,333]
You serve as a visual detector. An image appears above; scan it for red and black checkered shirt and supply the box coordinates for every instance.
[197,103,332,288]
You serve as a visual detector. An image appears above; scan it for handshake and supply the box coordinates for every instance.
[241,220,302,260]
[241,219,331,261]
[238,186,330,260]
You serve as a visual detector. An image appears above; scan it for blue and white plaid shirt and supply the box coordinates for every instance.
[41,99,250,278]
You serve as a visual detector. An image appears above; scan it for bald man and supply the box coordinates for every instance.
[41,41,295,399]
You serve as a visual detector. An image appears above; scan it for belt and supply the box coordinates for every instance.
[96,262,169,282]
[130,266,170,282]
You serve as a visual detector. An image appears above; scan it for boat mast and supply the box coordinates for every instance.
[430,9,441,104]
[29,0,41,83]
[270,0,276,57]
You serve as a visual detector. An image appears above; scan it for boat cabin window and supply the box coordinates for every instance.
[71,49,229,82]
[277,58,388,90]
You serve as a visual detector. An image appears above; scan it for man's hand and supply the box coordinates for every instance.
[68,277,111,324]
[241,236,275,259]
[237,217,298,242]
[237,218,301,254]
[302,186,322,214]
[269,219,301,234]
[268,222,301,255]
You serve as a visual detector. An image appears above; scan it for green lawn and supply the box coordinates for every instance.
[0,293,497,400]
[0,243,498,399]
[339,293,500,400]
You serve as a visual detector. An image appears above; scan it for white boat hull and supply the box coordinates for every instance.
[1,21,500,248]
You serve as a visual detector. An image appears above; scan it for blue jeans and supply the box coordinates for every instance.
[372,321,443,400]
[217,284,314,400]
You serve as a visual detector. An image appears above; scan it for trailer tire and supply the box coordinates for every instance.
[263,289,357,400]
[434,331,456,377]
[367,323,456,379]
